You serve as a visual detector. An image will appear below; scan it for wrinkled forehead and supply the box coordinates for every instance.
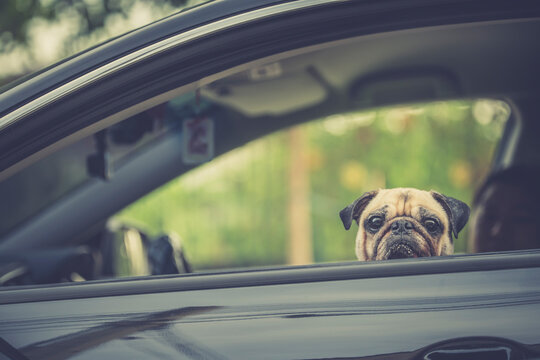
[364,188,446,220]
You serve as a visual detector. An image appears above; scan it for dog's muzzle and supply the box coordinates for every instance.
[387,241,419,259]
[382,219,424,260]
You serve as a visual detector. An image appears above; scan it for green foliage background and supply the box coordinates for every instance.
[116,100,507,270]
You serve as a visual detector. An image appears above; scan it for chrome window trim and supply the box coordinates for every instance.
[0,0,347,131]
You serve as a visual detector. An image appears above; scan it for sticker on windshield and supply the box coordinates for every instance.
[182,117,214,164]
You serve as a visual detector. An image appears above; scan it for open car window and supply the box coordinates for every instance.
[111,96,508,272]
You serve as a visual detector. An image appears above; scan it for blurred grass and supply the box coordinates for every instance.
[115,99,507,270]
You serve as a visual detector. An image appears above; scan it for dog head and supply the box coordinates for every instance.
[340,188,470,261]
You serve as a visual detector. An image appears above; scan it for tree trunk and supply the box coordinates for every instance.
[287,127,313,265]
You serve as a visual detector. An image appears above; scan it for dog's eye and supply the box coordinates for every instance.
[367,216,384,231]
[424,218,439,233]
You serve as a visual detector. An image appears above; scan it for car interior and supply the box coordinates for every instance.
[0,17,539,286]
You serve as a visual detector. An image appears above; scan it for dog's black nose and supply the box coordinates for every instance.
[391,219,413,234]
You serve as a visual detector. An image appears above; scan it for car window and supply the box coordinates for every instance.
[111,96,508,271]
[0,81,509,277]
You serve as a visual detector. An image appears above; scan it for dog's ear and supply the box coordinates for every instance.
[340,190,378,230]
[430,191,470,240]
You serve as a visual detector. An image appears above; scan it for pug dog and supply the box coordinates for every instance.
[340,188,470,261]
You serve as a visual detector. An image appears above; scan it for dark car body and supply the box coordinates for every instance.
[1,0,540,359]
[2,253,540,359]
